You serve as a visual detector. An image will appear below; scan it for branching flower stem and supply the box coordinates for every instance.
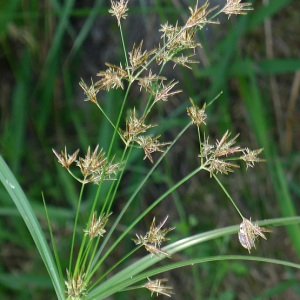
[79,143,132,278]
[130,3,225,85]
[86,122,193,282]
[72,149,131,278]
[91,81,132,211]
[89,163,205,285]
[143,63,167,114]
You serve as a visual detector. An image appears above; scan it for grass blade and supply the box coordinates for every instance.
[0,156,65,299]
[87,216,300,299]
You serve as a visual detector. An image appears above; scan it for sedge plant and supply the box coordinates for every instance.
[1,0,300,299]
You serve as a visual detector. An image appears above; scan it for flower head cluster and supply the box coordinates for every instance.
[157,0,219,67]
[222,0,253,18]
[238,218,272,253]
[132,216,175,258]
[186,0,219,28]
[52,147,79,169]
[197,131,265,177]
[53,145,123,184]
[143,278,174,298]
[138,70,166,93]
[119,108,154,145]
[65,270,87,300]
[84,212,112,240]
[241,148,266,169]
[79,78,99,104]
[187,98,207,126]
[199,131,243,177]
[119,109,170,163]
[158,21,200,65]
[135,135,171,164]
[154,80,182,103]
[128,40,155,71]
[95,63,128,91]
[109,0,129,26]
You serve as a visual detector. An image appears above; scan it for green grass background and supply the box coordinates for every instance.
[0,0,300,299]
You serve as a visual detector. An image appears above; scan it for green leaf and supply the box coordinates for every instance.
[0,156,65,299]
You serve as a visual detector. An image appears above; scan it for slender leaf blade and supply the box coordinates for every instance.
[0,156,65,300]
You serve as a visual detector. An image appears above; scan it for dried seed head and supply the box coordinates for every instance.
[187,98,207,126]
[138,69,166,94]
[135,135,171,164]
[222,0,253,18]
[109,0,129,26]
[201,136,214,158]
[208,158,239,178]
[241,148,265,169]
[132,216,175,258]
[79,78,98,104]
[214,131,242,157]
[186,0,219,28]
[201,131,244,177]
[128,40,155,71]
[95,63,127,91]
[52,147,79,169]
[84,212,112,240]
[154,80,182,103]
[76,146,123,183]
[172,53,198,69]
[143,278,174,298]
[238,218,272,253]
[119,108,154,145]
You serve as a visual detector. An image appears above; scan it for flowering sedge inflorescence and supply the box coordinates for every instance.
[52,145,123,184]
[79,0,255,166]
[222,0,253,18]
[84,212,112,240]
[238,218,272,253]
[50,0,272,298]
[186,99,271,251]
[186,100,265,177]
[143,278,174,298]
[132,216,175,258]
[187,98,271,253]
[65,270,87,300]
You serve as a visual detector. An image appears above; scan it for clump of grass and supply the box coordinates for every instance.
[2,1,300,299]
[52,0,270,298]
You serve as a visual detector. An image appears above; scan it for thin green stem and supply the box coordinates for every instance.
[85,237,102,278]
[70,182,86,274]
[88,245,143,291]
[119,23,129,71]
[96,102,122,139]
[79,239,94,275]
[85,163,211,298]
[106,146,132,213]
[86,121,192,281]
[212,173,244,218]
[197,125,204,165]
[88,163,203,282]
